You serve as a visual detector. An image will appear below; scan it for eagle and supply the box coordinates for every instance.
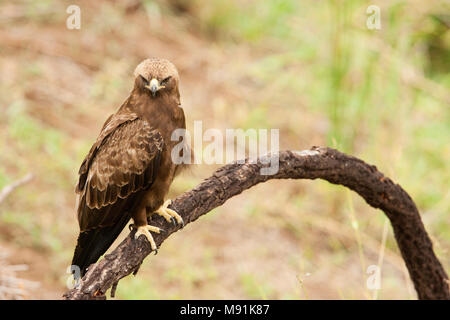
[71,58,187,277]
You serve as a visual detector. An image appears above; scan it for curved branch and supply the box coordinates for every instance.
[63,147,449,300]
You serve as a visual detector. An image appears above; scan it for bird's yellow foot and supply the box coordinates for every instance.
[132,224,164,254]
[155,199,184,227]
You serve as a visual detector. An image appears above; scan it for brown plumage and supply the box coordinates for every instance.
[72,58,187,276]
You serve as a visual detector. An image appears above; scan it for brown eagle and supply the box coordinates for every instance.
[71,58,186,276]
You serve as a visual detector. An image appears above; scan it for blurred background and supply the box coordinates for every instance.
[0,0,448,299]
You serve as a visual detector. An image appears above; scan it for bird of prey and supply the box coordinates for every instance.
[71,58,187,277]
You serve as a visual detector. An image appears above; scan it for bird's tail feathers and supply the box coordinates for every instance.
[71,213,131,277]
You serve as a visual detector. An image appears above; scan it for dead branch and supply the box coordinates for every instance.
[0,173,34,206]
[63,147,449,300]
[0,248,39,300]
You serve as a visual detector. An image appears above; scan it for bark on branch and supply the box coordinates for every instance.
[63,147,449,300]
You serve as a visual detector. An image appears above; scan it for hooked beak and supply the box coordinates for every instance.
[145,78,165,97]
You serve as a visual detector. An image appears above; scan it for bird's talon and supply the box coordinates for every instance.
[134,225,161,252]
[155,199,184,227]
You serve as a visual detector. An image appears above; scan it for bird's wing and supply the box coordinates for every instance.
[72,117,163,274]
[76,111,139,195]
[76,117,163,231]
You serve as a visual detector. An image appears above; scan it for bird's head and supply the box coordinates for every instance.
[133,58,180,103]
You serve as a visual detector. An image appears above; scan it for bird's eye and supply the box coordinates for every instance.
[140,75,149,85]
[161,76,171,85]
